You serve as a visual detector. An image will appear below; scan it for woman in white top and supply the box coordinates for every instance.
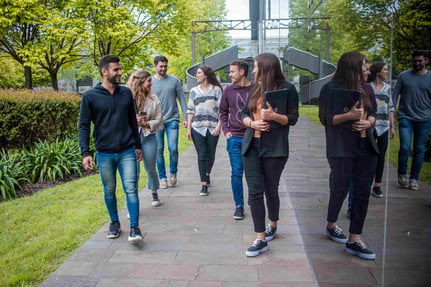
[186,65,222,196]
[127,69,164,207]
[367,62,395,198]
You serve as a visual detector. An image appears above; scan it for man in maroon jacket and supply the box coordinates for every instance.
[219,60,254,220]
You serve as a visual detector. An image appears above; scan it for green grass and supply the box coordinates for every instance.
[299,105,431,185]
[0,123,192,286]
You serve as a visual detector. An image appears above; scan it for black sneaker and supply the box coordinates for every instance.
[107,221,121,239]
[246,238,268,257]
[199,185,208,196]
[345,240,376,260]
[264,224,277,241]
[326,226,348,244]
[347,208,351,219]
[233,206,244,220]
[372,186,383,198]
[151,191,161,207]
[128,226,143,242]
[206,174,211,187]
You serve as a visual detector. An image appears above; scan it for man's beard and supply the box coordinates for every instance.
[107,73,121,85]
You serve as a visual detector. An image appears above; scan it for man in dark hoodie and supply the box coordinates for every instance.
[78,55,143,242]
[219,60,254,220]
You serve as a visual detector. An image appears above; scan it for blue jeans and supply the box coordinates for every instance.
[96,148,139,227]
[137,133,159,191]
[227,136,244,207]
[398,118,431,180]
[156,120,179,179]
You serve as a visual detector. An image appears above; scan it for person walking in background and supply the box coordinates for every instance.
[78,55,143,242]
[319,51,378,260]
[392,50,431,191]
[368,62,395,197]
[126,69,164,207]
[186,65,222,196]
[219,60,254,220]
[152,56,188,189]
[241,53,299,257]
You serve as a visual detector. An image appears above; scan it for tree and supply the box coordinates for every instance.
[0,0,46,89]
[166,0,231,80]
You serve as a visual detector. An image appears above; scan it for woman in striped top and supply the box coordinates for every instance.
[187,65,223,196]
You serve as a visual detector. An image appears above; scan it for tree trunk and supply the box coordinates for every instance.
[24,66,33,89]
[50,72,58,91]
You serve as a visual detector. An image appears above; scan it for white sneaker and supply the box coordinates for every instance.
[168,173,177,187]
[151,191,161,207]
[409,179,419,191]
[160,178,168,189]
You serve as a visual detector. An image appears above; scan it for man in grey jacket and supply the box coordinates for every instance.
[152,56,188,188]
[392,49,431,191]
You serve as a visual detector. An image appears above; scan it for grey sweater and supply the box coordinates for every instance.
[392,70,431,122]
[151,74,187,123]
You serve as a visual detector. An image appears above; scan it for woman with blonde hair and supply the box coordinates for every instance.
[127,69,164,207]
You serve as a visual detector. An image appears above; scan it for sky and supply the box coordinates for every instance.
[225,0,290,39]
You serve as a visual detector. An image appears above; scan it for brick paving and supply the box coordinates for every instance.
[41,116,431,287]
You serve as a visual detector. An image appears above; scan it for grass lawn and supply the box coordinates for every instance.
[0,121,192,287]
[299,105,431,185]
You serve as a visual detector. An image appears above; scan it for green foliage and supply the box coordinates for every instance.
[21,137,83,183]
[0,149,30,200]
[0,89,81,149]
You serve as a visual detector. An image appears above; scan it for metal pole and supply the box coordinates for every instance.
[192,32,196,65]
[326,23,330,61]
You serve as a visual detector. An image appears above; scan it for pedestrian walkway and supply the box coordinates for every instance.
[41,116,431,286]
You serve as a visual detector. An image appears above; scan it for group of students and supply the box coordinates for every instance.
[78,49,430,260]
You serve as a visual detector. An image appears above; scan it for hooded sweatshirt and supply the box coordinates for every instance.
[219,82,254,138]
[78,83,141,158]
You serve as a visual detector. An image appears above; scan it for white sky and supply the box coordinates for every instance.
[225,0,289,39]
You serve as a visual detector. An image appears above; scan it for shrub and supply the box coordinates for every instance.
[0,89,81,150]
[21,137,83,184]
[0,150,30,200]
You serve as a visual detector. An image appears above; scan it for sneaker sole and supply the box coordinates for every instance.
[246,246,268,257]
[233,215,244,220]
[160,185,168,189]
[372,192,383,198]
[128,236,143,242]
[107,232,121,239]
[265,234,275,241]
[345,247,376,260]
[199,192,209,196]
[152,201,161,207]
[326,230,348,244]
[409,186,419,191]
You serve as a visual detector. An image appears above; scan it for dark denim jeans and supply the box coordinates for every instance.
[156,120,179,179]
[227,136,244,207]
[96,148,139,227]
[398,118,431,180]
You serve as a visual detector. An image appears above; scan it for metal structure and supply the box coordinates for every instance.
[191,17,330,64]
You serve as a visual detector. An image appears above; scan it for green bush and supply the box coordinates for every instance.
[0,150,30,200]
[21,137,83,184]
[0,89,81,150]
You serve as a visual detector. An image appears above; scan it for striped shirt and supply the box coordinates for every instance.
[187,84,222,136]
[371,82,394,136]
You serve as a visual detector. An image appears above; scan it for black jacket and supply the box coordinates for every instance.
[319,80,379,159]
[78,83,141,157]
[240,81,299,157]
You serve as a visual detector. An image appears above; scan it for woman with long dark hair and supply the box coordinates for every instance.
[319,51,378,260]
[187,65,223,196]
[367,62,395,198]
[127,69,164,207]
[241,53,299,257]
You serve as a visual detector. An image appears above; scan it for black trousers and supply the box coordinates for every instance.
[191,128,219,182]
[243,138,287,233]
[375,130,389,183]
[327,138,377,234]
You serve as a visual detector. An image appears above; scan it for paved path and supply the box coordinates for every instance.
[42,116,431,287]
